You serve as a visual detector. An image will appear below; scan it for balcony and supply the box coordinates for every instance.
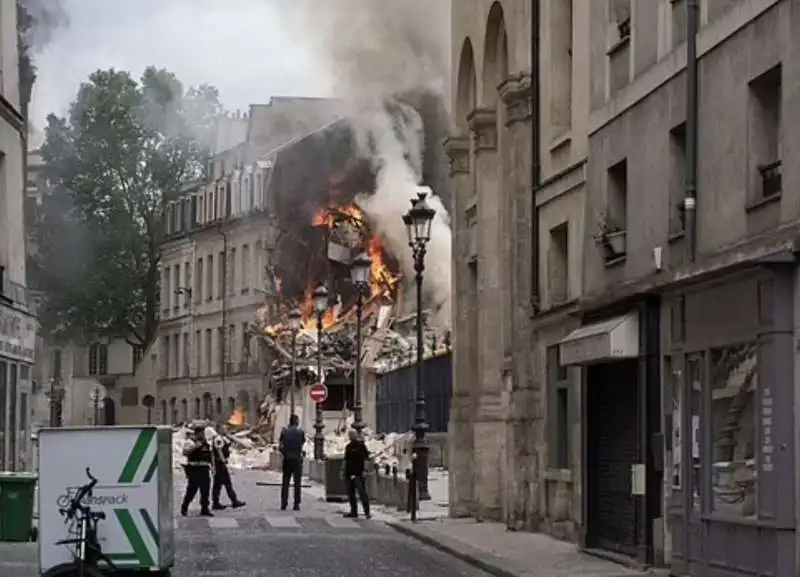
[1,276,37,316]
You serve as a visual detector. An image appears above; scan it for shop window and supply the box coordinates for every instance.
[88,344,108,376]
[665,356,683,489]
[687,354,703,512]
[0,361,5,468]
[547,346,570,469]
[710,343,757,518]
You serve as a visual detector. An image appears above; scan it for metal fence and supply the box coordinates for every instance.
[375,352,452,434]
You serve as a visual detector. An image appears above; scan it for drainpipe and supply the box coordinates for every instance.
[218,224,229,403]
[530,0,541,312]
[684,0,699,262]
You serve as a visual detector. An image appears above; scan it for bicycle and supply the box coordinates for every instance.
[41,467,117,577]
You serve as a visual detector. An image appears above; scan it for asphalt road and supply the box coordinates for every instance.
[2,469,487,577]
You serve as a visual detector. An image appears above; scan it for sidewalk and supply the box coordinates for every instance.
[302,467,651,577]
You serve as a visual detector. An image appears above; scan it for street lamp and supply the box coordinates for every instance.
[287,307,303,416]
[349,251,371,434]
[313,283,329,460]
[403,188,435,502]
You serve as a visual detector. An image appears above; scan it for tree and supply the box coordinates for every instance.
[34,67,222,349]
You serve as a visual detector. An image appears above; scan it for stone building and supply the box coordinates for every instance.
[451,0,799,574]
[0,1,37,471]
[156,98,338,426]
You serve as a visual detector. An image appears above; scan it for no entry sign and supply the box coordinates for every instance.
[309,383,328,403]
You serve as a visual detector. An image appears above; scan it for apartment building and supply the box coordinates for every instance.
[451,0,797,574]
[157,99,338,427]
[0,2,36,472]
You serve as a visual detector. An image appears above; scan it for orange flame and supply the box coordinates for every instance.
[228,407,245,426]
[262,202,400,338]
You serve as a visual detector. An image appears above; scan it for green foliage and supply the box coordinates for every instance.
[34,67,222,348]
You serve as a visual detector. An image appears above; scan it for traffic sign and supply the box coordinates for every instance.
[309,383,328,403]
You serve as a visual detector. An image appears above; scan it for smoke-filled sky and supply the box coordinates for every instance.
[30,0,329,129]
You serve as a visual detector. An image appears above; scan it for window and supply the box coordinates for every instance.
[229,248,236,295]
[217,327,224,374]
[710,343,757,518]
[549,0,573,136]
[665,356,683,489]
[194,330,201,377]
[205,329,212,375]
[183,262,191,309]
[182,332,189,376]
[0,362,6,467]
[132,345,144,368]
[162,269,170,315]
[608,0,631,96]
[196,258,203,303]
[241,244,250,293]
[218,251,226,299]
[172,334,180,377]
[669,123,687,237]
[242,322,250,368]
[88,344,108,376]
[672,0,687,46]
[547,222,569,306]
[121,387,139,407]
[228,324,236,369]
[547,345,570,469]
[161,401,167,424]
[599,159,628,263]
[748,65,782,201]
[52,349,62,379]
[206,255,214,301]
[172,265,180,311]
[161,336,170,378]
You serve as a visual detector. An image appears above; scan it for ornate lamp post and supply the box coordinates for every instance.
[313,283,329,460]
[402,188,436,501]
[349,251,372,433]
[287,307,303,416]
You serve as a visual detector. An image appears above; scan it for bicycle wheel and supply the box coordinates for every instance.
[41,561,108,577]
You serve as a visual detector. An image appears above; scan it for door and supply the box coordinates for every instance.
[586,360,640,556]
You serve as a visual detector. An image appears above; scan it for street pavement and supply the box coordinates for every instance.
[1,469,488,576]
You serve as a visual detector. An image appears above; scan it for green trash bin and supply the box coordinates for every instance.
[0,472,37,542]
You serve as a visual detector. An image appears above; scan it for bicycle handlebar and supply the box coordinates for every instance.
[62,467,98,522]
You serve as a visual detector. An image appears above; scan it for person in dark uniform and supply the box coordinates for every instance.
[279,414,306,511]
[180,425,214,517]
[343,429,371,519]
[211,424,246,510]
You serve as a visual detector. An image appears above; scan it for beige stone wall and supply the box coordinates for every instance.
[447,0,591,540]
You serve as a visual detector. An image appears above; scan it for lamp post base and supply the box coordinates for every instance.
[412,432,431,501]
[313,431,325,461]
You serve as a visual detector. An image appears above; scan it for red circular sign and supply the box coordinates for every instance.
[309,383,328,403]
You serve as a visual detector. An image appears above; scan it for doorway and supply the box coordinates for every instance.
[586,359,639,557]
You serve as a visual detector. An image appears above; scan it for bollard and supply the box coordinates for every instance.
[408,452,419,522]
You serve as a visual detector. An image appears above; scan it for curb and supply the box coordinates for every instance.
[386,520,523,577]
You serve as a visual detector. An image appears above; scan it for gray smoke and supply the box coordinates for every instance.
[18,0,69,51]
[286,0,453,327]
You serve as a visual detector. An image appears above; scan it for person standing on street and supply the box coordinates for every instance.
[180,424,213,517]
[279,414,305,511]
[343,429,371,519]
[211,424,246,510]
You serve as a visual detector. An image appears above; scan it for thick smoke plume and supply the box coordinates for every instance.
[18,0,69,51]
[287,0,453,326]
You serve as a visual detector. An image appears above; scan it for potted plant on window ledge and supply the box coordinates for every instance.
[594,214,627,260]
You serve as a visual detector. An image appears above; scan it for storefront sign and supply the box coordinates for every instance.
[761,386,774,472]
[0,306,36,363]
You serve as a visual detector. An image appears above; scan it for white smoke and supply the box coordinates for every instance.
[286,0,453,326]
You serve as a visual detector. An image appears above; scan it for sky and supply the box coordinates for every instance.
[29,0,328,137]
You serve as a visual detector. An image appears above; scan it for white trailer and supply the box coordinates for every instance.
[38,426,174,575]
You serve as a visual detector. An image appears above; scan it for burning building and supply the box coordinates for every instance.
[154,94,452,435]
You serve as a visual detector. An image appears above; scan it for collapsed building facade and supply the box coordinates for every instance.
[156,94,453,442]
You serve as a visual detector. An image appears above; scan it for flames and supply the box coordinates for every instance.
[263,202,400,338]
[228,407,246,426]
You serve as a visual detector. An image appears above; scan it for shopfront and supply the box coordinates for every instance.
[664,267,794,576]
[559,297,662,568]
[0,303,36,472]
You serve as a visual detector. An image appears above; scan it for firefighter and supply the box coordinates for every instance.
[211,424,246,510]
[180,424,214,517]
